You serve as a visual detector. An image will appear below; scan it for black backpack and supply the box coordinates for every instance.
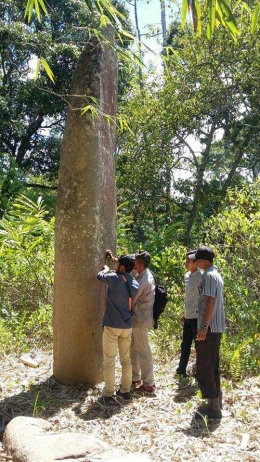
[151,272,168,329]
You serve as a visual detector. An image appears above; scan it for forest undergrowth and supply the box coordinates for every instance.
[0,347,259,462]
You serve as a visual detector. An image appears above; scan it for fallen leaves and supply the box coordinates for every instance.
[0,349,259,462]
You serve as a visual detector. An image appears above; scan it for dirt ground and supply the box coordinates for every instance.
[0,348,259,462]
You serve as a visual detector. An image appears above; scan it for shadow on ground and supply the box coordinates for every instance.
[174,377,198,403]
[183,414,222,438]
[0,375,120,439]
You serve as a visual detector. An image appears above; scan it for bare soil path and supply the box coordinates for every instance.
[0,349,259,462]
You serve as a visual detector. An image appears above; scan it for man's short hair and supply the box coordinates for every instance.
[186,250,196,260]
[195,246,215,263]
[118,254,135,273]
[135,250,151,267]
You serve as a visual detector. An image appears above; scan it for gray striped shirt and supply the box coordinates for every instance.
[198,265,225,333]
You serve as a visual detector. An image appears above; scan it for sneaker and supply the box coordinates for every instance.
[135,384,156,393]
[116,390,131,402]
[102,396,117,405]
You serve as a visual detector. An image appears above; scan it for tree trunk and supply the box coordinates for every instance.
[213,129,254,213]
[134,0,144,90]
[183,122,216,247]
[53,28,117,385]
[160,0,167,48]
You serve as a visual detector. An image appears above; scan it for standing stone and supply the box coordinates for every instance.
[53,28,117,384]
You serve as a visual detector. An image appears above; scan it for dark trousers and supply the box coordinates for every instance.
[195,331,222,398]
[177,318,197,374]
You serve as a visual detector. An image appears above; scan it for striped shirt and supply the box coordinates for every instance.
[198,265,225,333]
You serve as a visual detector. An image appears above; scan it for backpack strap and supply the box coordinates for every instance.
[150,270,158,286]
[122,275,132,311]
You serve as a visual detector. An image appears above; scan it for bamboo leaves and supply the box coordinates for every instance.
[181,0,259,40]
[34,58,55,83]
[251,2,260,32]
[24,0,48,22]
[0,195,48,250]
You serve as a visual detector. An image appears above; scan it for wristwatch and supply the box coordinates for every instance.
[202,324,209,329]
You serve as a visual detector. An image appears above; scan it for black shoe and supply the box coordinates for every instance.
[102,396,117,405]
[195,405,222,420]
[116,390,131,402]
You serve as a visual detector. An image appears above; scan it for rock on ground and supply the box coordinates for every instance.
[3,416,152,462]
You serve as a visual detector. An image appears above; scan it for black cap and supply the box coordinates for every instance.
[195,246,215,262]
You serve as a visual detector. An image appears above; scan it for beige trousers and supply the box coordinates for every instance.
[102,326,132,397]
[131,326,154,386]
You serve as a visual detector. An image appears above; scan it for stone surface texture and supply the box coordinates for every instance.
[53,26,118,385]
[3,417,152,462]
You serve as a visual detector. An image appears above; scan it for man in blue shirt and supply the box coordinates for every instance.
[97,254,139,404]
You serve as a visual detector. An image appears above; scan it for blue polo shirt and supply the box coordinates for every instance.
[97,271,139,329]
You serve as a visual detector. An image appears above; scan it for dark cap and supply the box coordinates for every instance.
[135,250,151,266]
[195,246,215,263]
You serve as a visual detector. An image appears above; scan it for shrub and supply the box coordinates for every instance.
[0,195,54,353]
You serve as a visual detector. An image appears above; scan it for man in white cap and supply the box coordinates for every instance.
[176,250,202,377]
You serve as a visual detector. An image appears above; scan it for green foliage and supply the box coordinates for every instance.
[32,392,45,418]
[26,303,53,341]
[181,0,260,39]
[0,181,259,380]
[151,244,186,349]
[0,195,54,353]
[220,333,259,380]
[201,180,260,377]
[0,318,14,353]
[25,0,260,42]
[0,0,93,216]
[150,244,192,354]
[0,1,258,381]
[117,201,136,254]
[1,0,134,216]
[119,181,260,379]
[0,157,25,216]
[117,19,260,246]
